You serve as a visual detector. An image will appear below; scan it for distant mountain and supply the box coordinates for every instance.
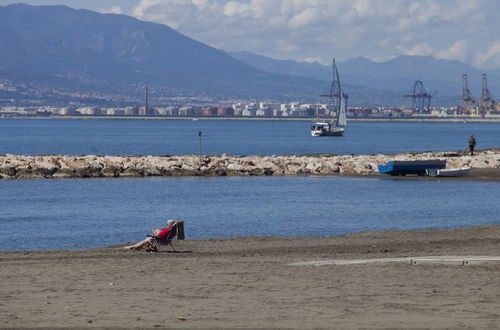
[226,51,408,106]
[229,51,331,81]
[4,4,494,107]
[341,55,500,96]
[230,52,500,105]
[0,4,329,104]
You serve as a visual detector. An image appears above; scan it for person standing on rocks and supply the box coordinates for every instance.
[468,134,476,155]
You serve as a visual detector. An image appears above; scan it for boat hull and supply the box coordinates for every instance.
[437,167,470,177]
[378,160,446,176]
[311,126,345,137]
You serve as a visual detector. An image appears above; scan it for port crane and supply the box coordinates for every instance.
[404,80,433,114]
[459,73,476,114]
[480,73,495,114]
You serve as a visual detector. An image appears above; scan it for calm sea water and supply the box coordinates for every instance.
[1,176,499,250]
[1,118,500,156]
[1,119,500,250]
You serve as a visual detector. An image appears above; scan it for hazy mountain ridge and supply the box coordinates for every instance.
[229,52,500,102]
[0,4,331,104]
[2,4,495,107]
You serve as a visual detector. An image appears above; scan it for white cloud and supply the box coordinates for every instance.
[396,40,470,62]
[437,40,468,62]
[474,41,500,68]
[99,5,123,14]
[397,43,435,57]
[301,57,323,63]
[288,7,319,29]
[130,0,500,69]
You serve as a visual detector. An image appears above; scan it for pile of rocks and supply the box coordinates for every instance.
[1,149,499,180]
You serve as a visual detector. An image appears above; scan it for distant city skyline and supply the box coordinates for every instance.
[1,0,500,69]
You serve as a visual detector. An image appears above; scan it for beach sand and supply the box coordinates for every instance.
[1,225,500,329]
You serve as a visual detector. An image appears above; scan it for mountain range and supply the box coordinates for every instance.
[229,52,500,103]
[0,3,328,105]
[0,3,498,107]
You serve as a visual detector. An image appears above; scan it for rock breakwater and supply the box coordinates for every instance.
[1,149,500,180]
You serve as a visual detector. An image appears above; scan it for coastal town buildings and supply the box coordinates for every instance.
[1,102,500,119]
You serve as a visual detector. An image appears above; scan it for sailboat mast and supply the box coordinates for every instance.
[329,58,341,123]
[335,59,347,127]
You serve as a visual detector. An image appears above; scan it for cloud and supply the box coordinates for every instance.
[437,40,469,62]
[397,43,435,57]
[301,57,323,63]
[99,5,123,14]
[130,0,500,68]
[396,40,470,62]
[474,41,500,69]
[288,7,319,29]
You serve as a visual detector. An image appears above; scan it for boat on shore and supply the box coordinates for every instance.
[378,160,446,176]
[311,58,347,137]
[427,167,471,177]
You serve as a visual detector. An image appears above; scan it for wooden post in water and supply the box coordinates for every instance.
[176,221,185,240]
[198,131,202,167]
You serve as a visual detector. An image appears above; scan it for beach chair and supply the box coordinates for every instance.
[147,224,178,252]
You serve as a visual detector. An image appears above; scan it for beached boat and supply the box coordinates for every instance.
[311,58,347,137]
[426,167,471,177]
[378,160,446,176]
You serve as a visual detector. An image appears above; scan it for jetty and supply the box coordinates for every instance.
[1,149,499,180]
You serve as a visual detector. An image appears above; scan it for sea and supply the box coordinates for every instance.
[1,118,500,250]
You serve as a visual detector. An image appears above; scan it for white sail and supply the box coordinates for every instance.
[337,91,347,127]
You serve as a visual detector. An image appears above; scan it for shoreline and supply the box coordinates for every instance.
[2,225,499,328]
[2,148,500,180]
[3,114,500,123]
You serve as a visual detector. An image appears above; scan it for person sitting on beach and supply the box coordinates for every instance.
[125,219,178,250]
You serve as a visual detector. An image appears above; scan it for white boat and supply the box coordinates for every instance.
[436,167,471,177]
[427,167,471,177]
[311,122,345,136]
[311,58,347,137]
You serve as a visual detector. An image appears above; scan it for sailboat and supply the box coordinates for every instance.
[311,58,347,137]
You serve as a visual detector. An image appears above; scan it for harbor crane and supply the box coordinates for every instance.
[459,73,475,114]
[480,73,495,114]
[403,80,433,114]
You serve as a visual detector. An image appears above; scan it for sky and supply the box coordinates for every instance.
[1,0,500,69]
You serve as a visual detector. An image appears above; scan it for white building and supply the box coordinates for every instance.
[77,107,102,115]
[280,104,291,112]
[242,109,253,116]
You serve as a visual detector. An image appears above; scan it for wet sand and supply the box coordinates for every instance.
[1,225,500,329]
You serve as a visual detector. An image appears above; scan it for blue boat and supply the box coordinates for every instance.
[377,160,446,176]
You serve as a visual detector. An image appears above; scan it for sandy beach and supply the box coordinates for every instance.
[1,225,500,329]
